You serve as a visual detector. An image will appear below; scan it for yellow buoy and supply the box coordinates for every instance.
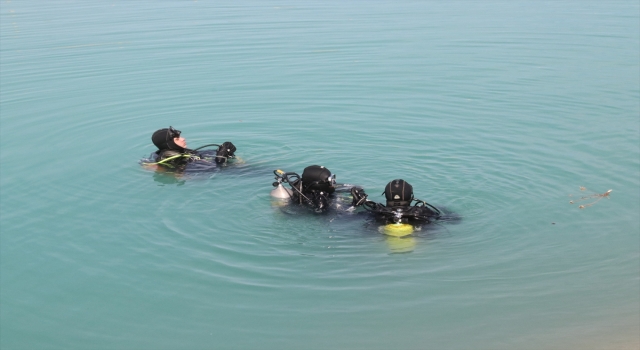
[382,223,414,237]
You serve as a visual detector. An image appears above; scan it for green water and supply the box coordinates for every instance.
[1,1,639,349]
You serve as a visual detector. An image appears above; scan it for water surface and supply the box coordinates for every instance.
[1,1,639,349]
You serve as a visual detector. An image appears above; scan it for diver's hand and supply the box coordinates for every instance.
[350,187,368,207]
[215,141,237,164]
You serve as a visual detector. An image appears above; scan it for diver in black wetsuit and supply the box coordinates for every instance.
[145,126,237,170]
[350,179,442,224]
[271,165,358,212]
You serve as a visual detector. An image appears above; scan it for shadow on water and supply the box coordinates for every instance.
[152,171,186,186]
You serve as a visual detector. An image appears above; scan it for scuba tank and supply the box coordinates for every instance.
[270,170,293,199]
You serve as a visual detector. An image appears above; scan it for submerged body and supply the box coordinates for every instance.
[141,148,224,172]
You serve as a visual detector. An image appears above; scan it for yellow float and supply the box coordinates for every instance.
[382,223,414,237]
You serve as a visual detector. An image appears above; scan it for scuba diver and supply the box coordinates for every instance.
[141,126,237,171]
[349,179,443,236]
[270,171,455,252]
[270,165,359,212]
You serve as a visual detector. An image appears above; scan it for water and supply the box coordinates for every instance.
[1,1,638,349]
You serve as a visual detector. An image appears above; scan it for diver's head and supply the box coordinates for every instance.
[152,126,187,151]
[385,179,413,207]
[301,165,336,194]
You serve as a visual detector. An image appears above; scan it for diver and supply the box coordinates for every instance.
[350,179,442,225]
[270,165,358,212]
[142,126,237,171]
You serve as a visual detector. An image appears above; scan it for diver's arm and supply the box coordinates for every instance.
[350,187,383,210]
[186,141,237,163]
[350,187,366,207]
[412,198,442,218]
[334,184,360,193]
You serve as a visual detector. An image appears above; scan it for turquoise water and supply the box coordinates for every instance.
[1,1,639,349]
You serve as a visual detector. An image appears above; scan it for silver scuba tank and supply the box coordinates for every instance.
[270,183,292,199]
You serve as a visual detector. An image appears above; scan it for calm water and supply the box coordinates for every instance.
[1,1,639,349]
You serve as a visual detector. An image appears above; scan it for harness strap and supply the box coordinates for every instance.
[152,153,198,167]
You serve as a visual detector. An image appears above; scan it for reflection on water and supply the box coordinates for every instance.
[385,236,417,254]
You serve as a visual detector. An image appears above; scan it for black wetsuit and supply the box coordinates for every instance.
[350,181,442,224]
[150,141,237,171]
[273,165,347,212]
[151,148,217,171]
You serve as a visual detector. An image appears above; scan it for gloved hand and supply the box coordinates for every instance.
[350,187,368,207]
[215,141,237,164]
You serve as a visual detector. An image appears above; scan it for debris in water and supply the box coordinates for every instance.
[569,187,612,209]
